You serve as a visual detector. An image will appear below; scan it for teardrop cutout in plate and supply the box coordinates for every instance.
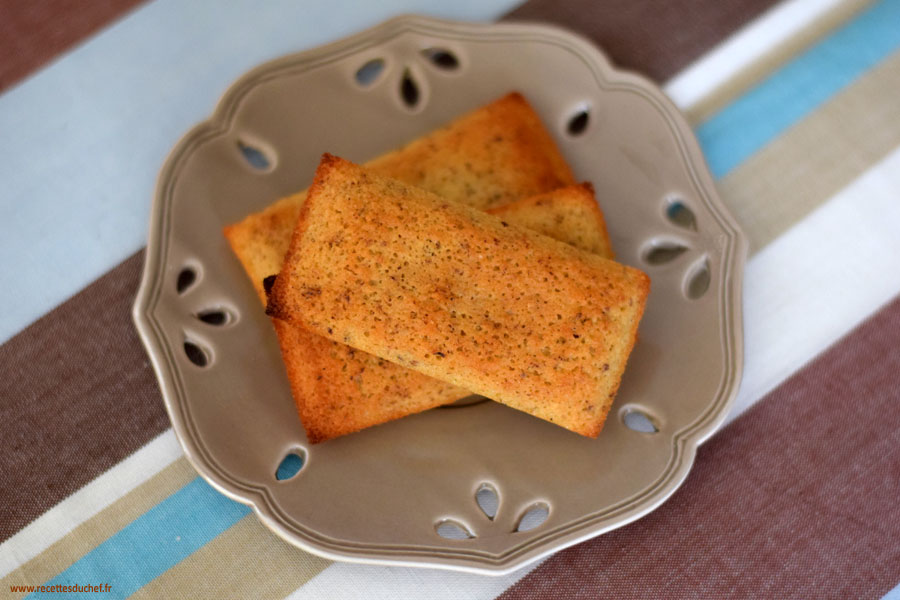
[567,109,589,136]
[686,257,711,299]
[666,199,697,231]
[237,140,271,171]
[421,48,459,69]
[435,520,475,540]
[476,483,499,520]
[355,58,385,86]
[515,503,549,532]
[276,451,306,481]
[400,69,419,108]
[183,339,210,367]
[643,241,689,265]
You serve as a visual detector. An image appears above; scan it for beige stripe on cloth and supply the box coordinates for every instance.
[719,47,900,252]
[130,517,330,599]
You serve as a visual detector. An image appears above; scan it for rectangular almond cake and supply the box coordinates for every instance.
[267,155,650,438]
[265,184,613,442]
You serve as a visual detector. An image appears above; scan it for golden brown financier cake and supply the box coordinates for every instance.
[265,184,613,443]
[268,155,650,438]
[224,92,575,301]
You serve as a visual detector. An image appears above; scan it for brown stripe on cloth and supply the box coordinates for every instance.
[498,294,900,600]
[0,0,147,93]
[0,251,169,543]
[502,0,780,82]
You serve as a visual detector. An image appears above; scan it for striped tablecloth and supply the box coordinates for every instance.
[2,0,899,597]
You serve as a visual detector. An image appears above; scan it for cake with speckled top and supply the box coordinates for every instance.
[267,155,649,438]
[262,184,613,443]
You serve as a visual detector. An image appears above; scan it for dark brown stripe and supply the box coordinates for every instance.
[499,294,900,600]
[502,0,779,82]
[0,0,147,94]
[0,251,168,542]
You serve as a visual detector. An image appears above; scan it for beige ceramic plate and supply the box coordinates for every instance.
[133,15,746,575]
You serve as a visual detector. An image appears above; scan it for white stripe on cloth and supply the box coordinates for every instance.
[0,429,182,579]
[283,561,540,600]
[0,0,521,345]
[726,143,900,425]
[663,0,848,109]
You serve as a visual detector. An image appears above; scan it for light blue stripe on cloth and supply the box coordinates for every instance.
[25,478,249,600]
[882,582,900,600]
[697,0,900,178]
[25,3,900,599]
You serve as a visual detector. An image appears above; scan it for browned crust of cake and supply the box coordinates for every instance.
[268,155,649,438]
